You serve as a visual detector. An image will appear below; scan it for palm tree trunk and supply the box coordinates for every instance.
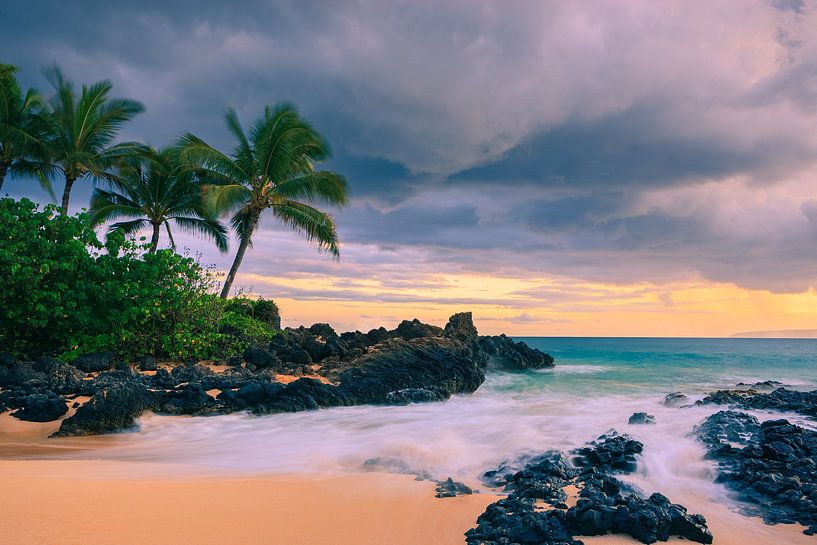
[165,222,176,250]
[149,222,161,253]
[220,212,259,298]
[60,176,76,215]
[220,235,251,298]
[0,162,8,192]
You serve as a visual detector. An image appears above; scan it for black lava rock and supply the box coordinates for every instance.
[628,412,656,425]
[663,392,689,407]
[137,355,158,372]
[72,351,114,372]
[479,334,555,370]
[11,392,68,422]
[696,410,817,534]
[699,387,817,418]
[53,377,155,436]
[436,477,473,498]
[242,347,281,369]
[469,432,712,545]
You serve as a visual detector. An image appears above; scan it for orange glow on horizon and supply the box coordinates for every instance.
[232,271,817,338]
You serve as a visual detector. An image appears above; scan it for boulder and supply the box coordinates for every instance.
[696,411,817,534]
[479,334,555,370]
[137,355,158,372]
[53,378,155,436]
[435,477,473,498]
[72,351,114,372]
[573,432,643,473]
[663,392,689,407]
[158,384,215,415]
[393,318,443,340]
[628,412,656,425]
[308,323,336,339]
[11,393,68,422]
[242,347,281,369]
[337,336,485,405]
[700,387,817,418]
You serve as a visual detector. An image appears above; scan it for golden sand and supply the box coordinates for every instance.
[0,403,813,545]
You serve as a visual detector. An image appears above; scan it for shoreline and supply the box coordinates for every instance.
[2,412,814,545]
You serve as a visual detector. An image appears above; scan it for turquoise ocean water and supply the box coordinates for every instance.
[516,337,817,396]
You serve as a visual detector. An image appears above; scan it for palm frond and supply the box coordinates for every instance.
[201,183,252,217]
[177,133,250,185]
[109,218,149,235]
[173,216,229,253]
[272,201,340,257]
[273,171,348,205]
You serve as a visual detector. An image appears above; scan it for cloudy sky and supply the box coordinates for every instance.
[3,0,817,335]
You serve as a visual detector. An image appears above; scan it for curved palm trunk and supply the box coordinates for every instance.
[60,175,76,215]
[149,222,161,254]
[0,162,8,192]
[165,222,176,250]
[220,234,252,298]
[220,212,259,299]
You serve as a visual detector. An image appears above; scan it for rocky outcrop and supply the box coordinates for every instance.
[435,478,473,498]
[1,312,554,436]
[71,351,115,372]
[663,392,689,407]
[467,432,712,545]
[11,392,68,422]
[479,334,555,370]
[628,412,656,425]
[698,387,817,418]
[695,411,817,535]
[53,375,155,436]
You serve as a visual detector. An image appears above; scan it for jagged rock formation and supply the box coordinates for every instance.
[695,410,817,535]
[467,433,713,545]
[0,312,556,437]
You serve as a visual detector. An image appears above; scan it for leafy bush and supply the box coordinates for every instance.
[218,311,277,355]
[0,198,277,361]
[225,296,281,327]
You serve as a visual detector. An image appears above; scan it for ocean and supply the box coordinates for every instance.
[73,337,817,527]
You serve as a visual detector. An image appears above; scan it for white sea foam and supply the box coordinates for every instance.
[71,380,811,513]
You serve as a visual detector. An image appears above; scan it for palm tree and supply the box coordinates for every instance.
[89,147,228,254]
[0,63,48,192]
[43,66,144,214]
[179,104,348,298]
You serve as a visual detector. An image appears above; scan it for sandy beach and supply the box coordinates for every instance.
[1,412,813,545]
[0,460,498,545]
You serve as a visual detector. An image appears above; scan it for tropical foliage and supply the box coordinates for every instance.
[41,66,144,214]
[0,198,275,360]
[89,147,228,254]
[0,63,48,192]
[0,62,350,362]
[179,105,349,297]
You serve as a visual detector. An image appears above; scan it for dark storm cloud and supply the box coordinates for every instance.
[2,0,817,294]
[449,101,814,190]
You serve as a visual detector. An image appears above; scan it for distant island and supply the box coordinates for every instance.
[731,329,817,339]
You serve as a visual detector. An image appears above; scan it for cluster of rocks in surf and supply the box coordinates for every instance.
[695,410,817,535]
[0,312,555,437]
[698,386,817,418]
[466,432,713,545]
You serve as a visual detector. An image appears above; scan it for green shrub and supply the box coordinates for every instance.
[217,311,277,356]
[252,298,281,328]
[0,197,279,361]
[0,198,277,361]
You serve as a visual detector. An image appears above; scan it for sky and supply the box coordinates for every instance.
[2,0,817,336]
